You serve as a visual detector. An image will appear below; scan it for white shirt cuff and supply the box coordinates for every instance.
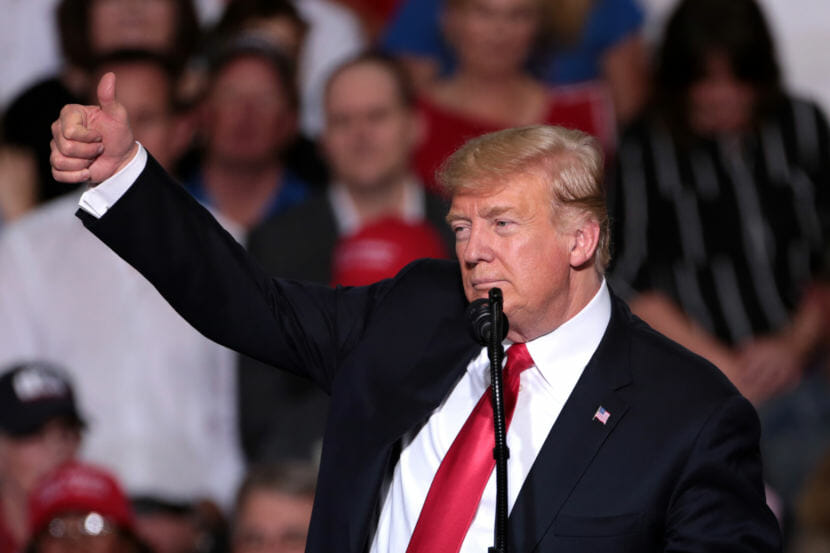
[78,143,147,218]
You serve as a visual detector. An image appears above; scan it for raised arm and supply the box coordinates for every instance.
[49,74,384,394]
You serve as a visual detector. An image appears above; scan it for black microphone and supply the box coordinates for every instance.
[466,295,509,345]
[467,289,511,553]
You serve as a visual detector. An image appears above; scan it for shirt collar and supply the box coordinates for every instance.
[467,280,612,393]
[328,176,426,236]
[525,279,612,392]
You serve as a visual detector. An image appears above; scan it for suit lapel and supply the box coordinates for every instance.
[338,310,479,553]
[508,297,633,553]
[312,265,479,553]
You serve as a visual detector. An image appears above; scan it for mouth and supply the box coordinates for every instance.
[470,279,505,292]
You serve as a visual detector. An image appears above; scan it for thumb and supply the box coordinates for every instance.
[97,72,120,116]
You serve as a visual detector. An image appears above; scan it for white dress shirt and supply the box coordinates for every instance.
[328,176,426,236]
[79,144,148,218]
[2,187,244,509]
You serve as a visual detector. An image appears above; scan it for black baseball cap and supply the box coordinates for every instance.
[0,362,86,436]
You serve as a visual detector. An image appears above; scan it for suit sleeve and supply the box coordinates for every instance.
[664,394,782,552]
[75,155,384,394]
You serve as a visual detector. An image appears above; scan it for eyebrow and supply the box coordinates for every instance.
[480,206,514,219]
[445,212,466,224]
[446,205,516,224]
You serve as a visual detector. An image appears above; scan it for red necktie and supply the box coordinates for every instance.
[406,343,535,553]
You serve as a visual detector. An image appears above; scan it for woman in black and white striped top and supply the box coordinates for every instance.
[608,0,830,406]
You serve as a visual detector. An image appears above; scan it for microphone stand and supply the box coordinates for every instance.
[487,288,509,553]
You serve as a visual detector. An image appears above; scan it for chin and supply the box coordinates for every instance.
[463,286,482,303]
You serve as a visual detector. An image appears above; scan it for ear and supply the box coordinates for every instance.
[569,218,600,269]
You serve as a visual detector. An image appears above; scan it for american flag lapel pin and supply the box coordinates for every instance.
[593,405,610,425]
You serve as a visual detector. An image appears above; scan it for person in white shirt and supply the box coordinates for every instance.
[0,52,244,512]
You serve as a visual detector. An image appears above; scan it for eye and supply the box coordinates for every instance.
[452,223,471,240]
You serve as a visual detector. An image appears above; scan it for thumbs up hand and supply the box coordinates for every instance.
[50,72,138,185]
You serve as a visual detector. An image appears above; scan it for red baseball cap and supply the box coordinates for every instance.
[28,462,135,537]
[331,217,449,287]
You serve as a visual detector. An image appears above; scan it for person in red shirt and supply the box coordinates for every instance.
[413,0,615,192]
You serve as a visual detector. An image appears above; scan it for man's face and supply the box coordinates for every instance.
[448,172,577,342]
[0,420,81,494]
[323,63,419,192]
[204,56,297,166]
[232,490,313,553]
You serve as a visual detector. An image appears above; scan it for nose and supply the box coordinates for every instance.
[460,223,494,266]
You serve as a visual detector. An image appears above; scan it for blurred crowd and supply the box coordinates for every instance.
[0,0,829,552]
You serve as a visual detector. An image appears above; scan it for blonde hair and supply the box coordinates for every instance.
[437,125,610,272]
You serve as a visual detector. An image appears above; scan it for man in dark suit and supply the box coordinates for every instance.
[239,52,454,464]
[50,73,781,552]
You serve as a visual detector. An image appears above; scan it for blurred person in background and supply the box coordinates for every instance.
[329,217,449,287]
[0,50,244,522]
[208,0,365,138]
[131,497,226,553]
[381,0,647,124]
[791,447,830,553]
[181,35,315,236]
[410,0,617,192]
[209,0,309,72]
[24,462,148,553]
[608,0,830,530]
[0,124,38,228]
[2,0,200,209]
[238,53,454,464]
[609,0,829,407]
[0,363,84,553]
[203,0,328,191]
[759,321,830,543]
[231,464,316,553]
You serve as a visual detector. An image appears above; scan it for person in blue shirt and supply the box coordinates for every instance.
[380,0,648,123]
[181,35,322,232]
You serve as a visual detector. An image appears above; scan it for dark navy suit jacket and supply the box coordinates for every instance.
[77,155,781,553]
